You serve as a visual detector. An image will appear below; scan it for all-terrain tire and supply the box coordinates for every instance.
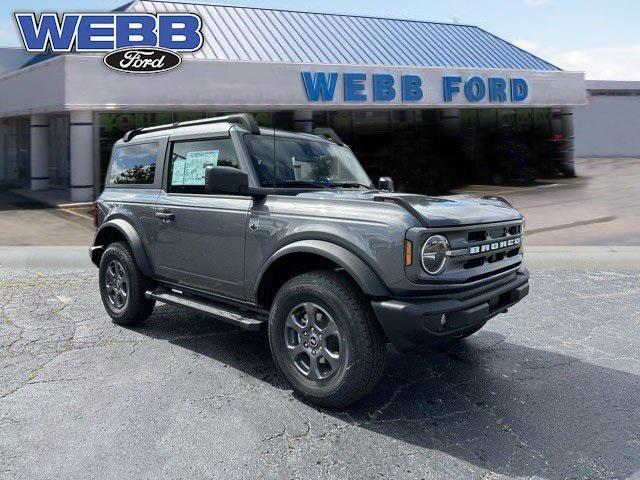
[99,241,155,326]
[268,271,386,408]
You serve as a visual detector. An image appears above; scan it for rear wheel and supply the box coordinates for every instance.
[268,271,385,408]
[99,242,155,326]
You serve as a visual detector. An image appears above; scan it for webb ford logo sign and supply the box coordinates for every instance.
[103,47,182,74]
[14,12,203,73]
[302,72,530,104]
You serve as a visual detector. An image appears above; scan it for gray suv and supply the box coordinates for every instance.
[91,114,529,408]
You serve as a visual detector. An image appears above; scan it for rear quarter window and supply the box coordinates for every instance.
[109,142,159,185]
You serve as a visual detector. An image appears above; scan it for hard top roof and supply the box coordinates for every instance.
[114,115,338,145]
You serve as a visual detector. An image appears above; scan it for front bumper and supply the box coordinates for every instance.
[371,270,529,351]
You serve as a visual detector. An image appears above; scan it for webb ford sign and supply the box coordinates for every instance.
[6,10,586,111]
[0,57,586,116]
[302,71,529,104]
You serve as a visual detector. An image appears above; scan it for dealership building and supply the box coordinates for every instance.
[573,81,640,157]
[0,0,586,201]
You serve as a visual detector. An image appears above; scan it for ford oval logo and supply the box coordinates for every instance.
[103,47,182,74]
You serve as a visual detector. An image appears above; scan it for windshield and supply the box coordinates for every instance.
[244,134,373,189]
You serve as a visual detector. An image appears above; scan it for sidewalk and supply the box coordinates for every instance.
[0,191,94,246]
[454,158,640,245]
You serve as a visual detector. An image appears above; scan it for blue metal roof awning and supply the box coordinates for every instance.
[129,0,559,71]
[0,48,35,74]
[2,0,585,118]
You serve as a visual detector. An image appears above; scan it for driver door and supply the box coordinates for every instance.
[151,135,251,300]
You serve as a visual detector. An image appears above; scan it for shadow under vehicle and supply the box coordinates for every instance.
[133,302,640,480]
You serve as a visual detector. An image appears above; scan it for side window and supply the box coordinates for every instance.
[168,138,239,194]
[109,142,159,185]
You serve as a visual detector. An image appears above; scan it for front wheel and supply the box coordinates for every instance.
[268,271,386,408]
[98,242,155,326]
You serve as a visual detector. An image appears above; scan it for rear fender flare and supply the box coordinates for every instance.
[92,219,153,277]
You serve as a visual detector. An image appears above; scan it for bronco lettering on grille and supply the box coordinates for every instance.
[469,237,520,255]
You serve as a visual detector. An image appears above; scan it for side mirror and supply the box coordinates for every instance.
[205,166,248,195]
[378,176,395,192]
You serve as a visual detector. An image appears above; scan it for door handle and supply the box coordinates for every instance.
[155,211,175,221]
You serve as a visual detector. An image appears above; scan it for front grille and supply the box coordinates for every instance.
[467,230,487,242]
[407,219,525,286]
[467,223,522,242]
[462,248,520,269]
[436,219,524,284]
[509,224,523,236]
[463,257,485,269]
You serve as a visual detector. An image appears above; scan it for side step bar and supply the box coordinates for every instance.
[145,289,265,331]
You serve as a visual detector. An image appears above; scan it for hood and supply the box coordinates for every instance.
[296,190,522,227]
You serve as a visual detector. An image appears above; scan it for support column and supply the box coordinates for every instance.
[561,108,576,176]
[561,108,574,147]
[551,108,563,137]
[552,108,576,176]
[293,110,313,133]
[30,114,49,190]
[69,111,95,202]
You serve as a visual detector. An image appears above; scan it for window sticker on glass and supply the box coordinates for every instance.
[171,158,186,185]
[172,150,220,186]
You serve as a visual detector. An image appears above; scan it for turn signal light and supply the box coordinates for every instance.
[404,240,413,267]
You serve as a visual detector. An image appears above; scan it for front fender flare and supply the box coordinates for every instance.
[253,239,391,300]
[91,218,153,277]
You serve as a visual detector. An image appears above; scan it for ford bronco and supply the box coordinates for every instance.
[91,114,529,408]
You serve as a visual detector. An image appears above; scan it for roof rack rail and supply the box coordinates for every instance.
[312,127,344,146]
[123,113,261,142]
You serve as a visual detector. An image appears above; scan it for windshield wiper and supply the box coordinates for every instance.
[273,180,329,188]
[327,182,374,189]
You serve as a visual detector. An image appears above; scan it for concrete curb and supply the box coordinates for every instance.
[0,246,93,269]
[1,246,640,271]
[10,189,93,209]
[523,246,640,270]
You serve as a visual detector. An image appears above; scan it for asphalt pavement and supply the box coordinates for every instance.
[1,158,639,478]
[1,267,639,479]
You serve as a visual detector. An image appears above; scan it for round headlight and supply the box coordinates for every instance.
[421,235,449,275]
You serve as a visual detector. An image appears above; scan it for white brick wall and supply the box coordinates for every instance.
[574,94,640,157]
